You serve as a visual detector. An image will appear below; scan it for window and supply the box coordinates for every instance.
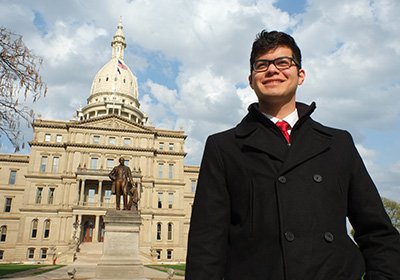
[4,198,12,212]
[106,159,114,169]
[47,188,55,204]
[43,220,50,238]
[52,157,59,173]
[56,134,62,143]
[104,190,112,203]
[0,250,4,260]
[158,163,164,178]
[123,138,131,146]
[36,188,43,204]
[124,159,129,167]
[168,193,173,209]
[108,137,116,145]
[40,156,47,172]
[90,158,98,169]
[168,143,174,151]
[27,248,35,259]
[0,226,7,242]
[191,180,197,193]
[44,134,51,142]
[8,170,17,185]
[167,223,173,240]
[168,164,174,179]
[88,189,96,203]
[167,249,173,260]
[156,223,162,240]
[156,249,162,260]
[92,135,100,144]
[159,142,164,150]
[31,219,38,238]
[158,192,163,209]
[40,248,48,259]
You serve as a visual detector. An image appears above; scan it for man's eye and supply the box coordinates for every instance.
[276,59,290,67]
[256,62,268,69]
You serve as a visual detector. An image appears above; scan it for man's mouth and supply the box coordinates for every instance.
[263,79,283,85]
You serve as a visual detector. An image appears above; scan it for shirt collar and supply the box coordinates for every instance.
[263,108,299,128]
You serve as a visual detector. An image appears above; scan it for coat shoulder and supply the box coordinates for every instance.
[309,119,353,140]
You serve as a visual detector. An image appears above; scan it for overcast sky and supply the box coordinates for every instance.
[0,0,399,201]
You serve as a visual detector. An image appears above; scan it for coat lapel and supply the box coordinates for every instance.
[235,113,333,174]
[279,121,332,174]
[241,125,287,162]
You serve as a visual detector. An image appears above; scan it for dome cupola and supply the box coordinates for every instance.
[77,19,147,125]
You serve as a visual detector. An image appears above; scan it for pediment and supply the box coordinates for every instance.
[72,115,151,132]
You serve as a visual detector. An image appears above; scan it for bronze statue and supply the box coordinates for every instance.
[108,157,139,210]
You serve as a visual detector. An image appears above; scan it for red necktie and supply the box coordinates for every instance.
[276,120,291,144]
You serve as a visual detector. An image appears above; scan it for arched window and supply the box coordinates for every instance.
[167,223,173,241]
[31,219,38,238]
[156,223,162,241]
[43,220,50,238]
[0,226,7,242]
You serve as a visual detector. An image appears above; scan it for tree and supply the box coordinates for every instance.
[382,197,400,232]
[0,27,47,151]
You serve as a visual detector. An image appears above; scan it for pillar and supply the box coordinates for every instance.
[98,180,103,207]
[94,215,100,243]
[79,179,85,205]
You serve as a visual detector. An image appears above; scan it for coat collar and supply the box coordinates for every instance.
[234,102,333,174]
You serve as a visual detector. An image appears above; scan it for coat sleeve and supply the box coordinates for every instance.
[345,132,400,280]
[185,136,230,280]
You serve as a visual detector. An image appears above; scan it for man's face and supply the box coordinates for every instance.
[249,46,305,107]
[119,158,124,165]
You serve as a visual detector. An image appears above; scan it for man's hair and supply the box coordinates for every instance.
[250,30,302,73]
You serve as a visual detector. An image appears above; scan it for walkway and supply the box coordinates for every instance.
[2,264,185,280]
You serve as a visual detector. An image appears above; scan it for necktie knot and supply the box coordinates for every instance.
[276,120,291,144]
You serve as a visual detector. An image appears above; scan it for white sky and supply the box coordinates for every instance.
[0,0,399,201]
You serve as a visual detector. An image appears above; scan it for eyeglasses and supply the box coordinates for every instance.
[252,56,300,72]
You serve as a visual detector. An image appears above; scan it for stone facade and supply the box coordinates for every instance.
[0,20,199,264]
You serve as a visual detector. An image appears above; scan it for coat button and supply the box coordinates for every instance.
[324,232,334,243]
[278,176,287,184]
[284,231,295,242]
[313,174,323,183]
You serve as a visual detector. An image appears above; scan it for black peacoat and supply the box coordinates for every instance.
[186,102,400,280]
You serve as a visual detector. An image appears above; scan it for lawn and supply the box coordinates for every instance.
[0,264,63,277]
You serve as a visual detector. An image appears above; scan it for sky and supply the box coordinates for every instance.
[0,0,399,201]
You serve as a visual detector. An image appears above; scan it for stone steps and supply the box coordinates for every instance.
[74,242,103,264]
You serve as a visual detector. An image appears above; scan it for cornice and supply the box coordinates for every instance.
[0,155,30,163]
[155,151,187,157]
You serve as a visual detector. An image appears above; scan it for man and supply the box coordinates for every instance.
[185,30,400,279]
[109,157,139,210]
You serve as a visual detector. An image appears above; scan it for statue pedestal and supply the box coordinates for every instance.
[96,209,147,280]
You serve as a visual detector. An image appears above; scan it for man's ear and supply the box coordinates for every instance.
[248,74,254,89]
[298,69,306,85]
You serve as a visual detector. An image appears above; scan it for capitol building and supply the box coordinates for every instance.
[0,21,199,264]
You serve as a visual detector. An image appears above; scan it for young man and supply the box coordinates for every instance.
[185,30,400,280]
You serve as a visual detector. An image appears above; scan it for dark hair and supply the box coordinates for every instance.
[250,30,302,73]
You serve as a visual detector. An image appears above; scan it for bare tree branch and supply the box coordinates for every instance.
[0,27,47,151]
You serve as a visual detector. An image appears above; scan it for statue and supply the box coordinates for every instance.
[108,157,139,210]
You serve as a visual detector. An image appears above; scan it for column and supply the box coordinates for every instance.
[98,180,103,207]
[74,180,80,204]
[77,215,83,242]
[94,215,100,243]
[79,179,85,205]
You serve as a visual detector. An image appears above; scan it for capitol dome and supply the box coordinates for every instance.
[77,20,147,125]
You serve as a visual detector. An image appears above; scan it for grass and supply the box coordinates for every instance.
[146,264,186,276]
[0,264,64,277]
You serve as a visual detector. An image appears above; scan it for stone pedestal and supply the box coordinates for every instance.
[96,209,148,280]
